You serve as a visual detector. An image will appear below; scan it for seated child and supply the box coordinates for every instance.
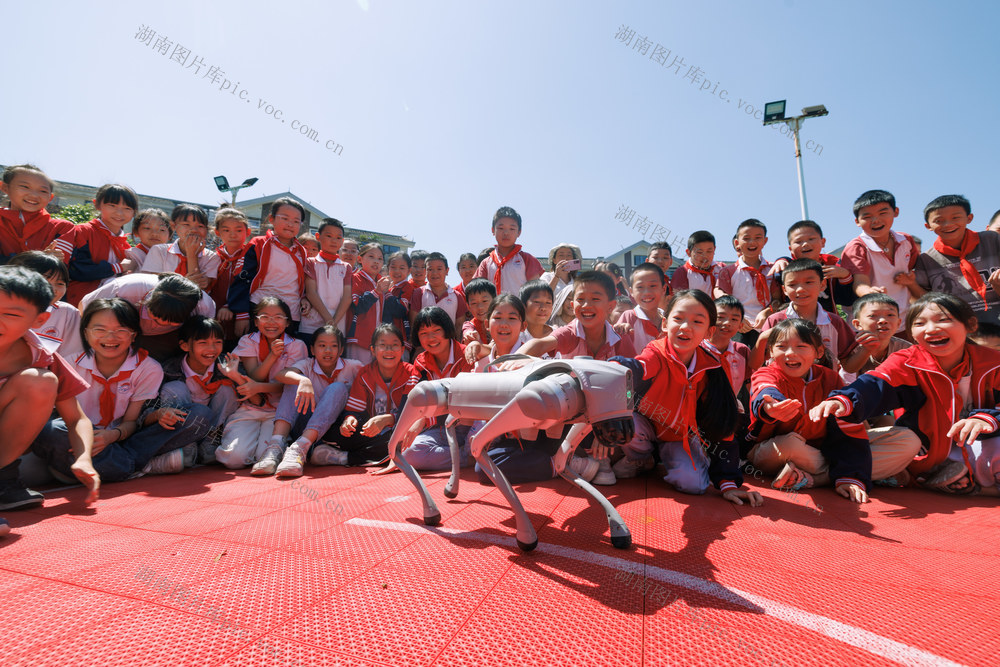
[347,243,391,364]
[475,294,527,370]
[840,293,911,385]
[611,290,760,505]
[970,321,1000,352]
[7,251,83,360]
[126,208,171,269]
[410,252,468,332]
[614,262,667,353]
[0,267,95,526]
[264,325,362,476]
[454,252,480,300]
[300,218,353,341]
[383,251,414,354]
[747,319,919,502]
[216,297,309,472]
[717,219,780,345]
[840,190,920,324]
[210,207,251,347]
[752,259,858,371]
[142,204,220,292]
[297,233,320,258]
[472,207,544,295]
[340,238,360,269]
[319,324,420,466]
[460,278,496,344]
[703,295,752,444]
[518,280,554,348]
[813,293,1000,495]
[64,184,140,305]
[521,271,637,360]
[157,316,239,465]
[0,164,74,265]
[915,194,1000,325]
[770,220,854,314]
[402,308,473,471]
[671,231,723,296]
[32,298,212,484]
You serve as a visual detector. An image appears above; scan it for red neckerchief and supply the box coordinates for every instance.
[257,333,286,362]
[90,350,148,428]
[319,250,340,263]
[135,242,150,253]
[250,232,306,295]
[934,231,988,303]
[95,219,130,260]
[170,243,189,275]
[314,359,343,384]
[683,262,716,291]
[217,244,246,273]
[490,245,522,293]
[192,373,228,395]
[415,340,468,380]
[739,260,769,306]
[0,208,50,253]
[938,349,972,385]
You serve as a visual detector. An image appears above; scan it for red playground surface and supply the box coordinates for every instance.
[1,465,997,666]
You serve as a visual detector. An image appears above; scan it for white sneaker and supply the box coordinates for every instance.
[567,456,600,482]
[311,443,349,466]
[142,449,184,475]
[275,444,307,478]
[251,446,283,476]
[592,458,617,485]
[612,456,654,479]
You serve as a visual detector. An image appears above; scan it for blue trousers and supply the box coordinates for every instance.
[403,422,471,471]
[274,382,350,441]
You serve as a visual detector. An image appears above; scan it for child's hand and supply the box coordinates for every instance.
[612,321,633,336]
[462,328,481,344]
[300,298,312,317]
[400,417,426,450]
[809,399,848,422]
[751,309,771,330]
[70,455,100,504]
[234,319,250,336]
[361,414,394,437]
[739,317,755,334]
[464,341,487,364]
[43,240,69,263]
[948,417,994,447]
[216,306,234,322]
[587,442,612,461]
[760,396,802,421]
[767,258,789,276]
[120,258,138,274]
[722,488,763,506]
[855,331,881,353]
[894,271,916,286]
[824,265,851,281]
[186,270,210,289]
[340,415,359,437]
[217,352,240,378]
[836,483,869,504]
[295,379,316,414]
[377,277,393,294]
[158,407,188,430]
[269,337,285,358]
[988,269,1000,295]
[236,381,265,399]
[90,428,116,455]
[178,233,204,256]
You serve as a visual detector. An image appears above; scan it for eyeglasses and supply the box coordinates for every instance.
[256,314,288,323]
[273,214,301,224]
[87,327,135,339]
[374,343,402,352]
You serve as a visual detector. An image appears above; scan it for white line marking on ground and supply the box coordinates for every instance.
[347,517,964,667]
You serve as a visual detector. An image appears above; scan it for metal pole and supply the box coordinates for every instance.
[791,117,808,220]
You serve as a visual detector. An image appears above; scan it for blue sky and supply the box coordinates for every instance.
[3,1,999,264]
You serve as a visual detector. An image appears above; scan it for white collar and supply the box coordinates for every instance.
[784,303,831,325]
[573,319,621,348]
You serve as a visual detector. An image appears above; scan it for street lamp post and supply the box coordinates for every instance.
[214,175,259,205]
[762,101,828,220]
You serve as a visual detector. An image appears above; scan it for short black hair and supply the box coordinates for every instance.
[387,251,411,268]
[990,209,1000,228]
[492,206,522,231]
[410,249,429,263]
[425,251,448,269]
[714,294,745,318]
[318,218,345,234]
[253,296,293,322]
[486,293,525,322]
[574,270,617,300]
[630,262,665,286]
[782,258,824,283]
[852,293,900,319]
[787,220,823,241]
[269,196,306,221]
[465,278,497,300]
[458,252,478,266]
[94,183,139,211]
[146,274,202,324]
[972,321,1000,341]
[312,323,346,350]
[80,298,140,355]
[171,203,208,227]
[519,279,554,303]
[7,250,69,284]
[178,315,224,342]
[687,230,716,250]
[737,218,767,236]
[412,306,457,347]
[853,190,896,218]
[924,194,971,222]
[371,323,404,349]
[647,241,673,256]
[0,265,53,313]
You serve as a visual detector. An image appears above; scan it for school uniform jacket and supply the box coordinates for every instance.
[347,270,384,348]
[750,363,871,490]
[227,232,307,320]
[344,361,420,424]
[64,219,131,305]
[612,339,742,491]
[829,343,1000,476]
[0,208,75,264]
[615,306,664,354]
[383,280,414,349]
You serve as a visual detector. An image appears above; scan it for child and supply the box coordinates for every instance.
[614,262,667,352]
[670,231,723,296]
[840,190,920,323]
[518,280,554,347]
[127,208,171,269]
[595,261,631,300]
[346,243,392,364]
[216,297,309,472]
[813,293,1000,495]
[747,319,917,502]
[753,259,858,371]
[703,295,751,416]
[6,251,83,360]
[410,252,468,332]
[402,307,473,471]
[0,164,75,265]
[540,243,582,296]
[158,316,239,465]
[473,206,544,295]
[646,241,674,307]
[227,197,308,334]
[520,271,637,360]
[383,251,414,354]
[454,252,480,300]
[340,238,360,269]
[317,324,420,466]
[915,194,1000,324]
[408,249,429,289]
[0,267,95,523]
[770,220,854,314]
[717,219,780,343]
[970,321,1000,351]
[988,209,1000,234]
[476,294,527,370]
[210,207,251,346]
[611,296,633,326]
[461,278,496,344]
[33,298,212,483]
[840,293,911,384]
[549,283,576,328]
[265,325,363,476]
[300,218,353,341]
[611,290,760,505]
[64,184,140,305]
[143,204,220,292]
[297,234,320,257]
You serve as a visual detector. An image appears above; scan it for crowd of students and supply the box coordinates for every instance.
[1,162,999,538]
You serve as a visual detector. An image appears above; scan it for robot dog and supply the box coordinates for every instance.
[385,357,635,551]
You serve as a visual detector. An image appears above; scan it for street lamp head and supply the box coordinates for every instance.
[763,100,786,125]
[801,104,828,118]
[214,175,230,192]
[241,177,259,187]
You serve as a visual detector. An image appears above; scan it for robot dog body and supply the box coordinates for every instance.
[386,357,635,551]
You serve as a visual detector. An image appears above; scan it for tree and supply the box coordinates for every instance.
[57,202,98,225]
